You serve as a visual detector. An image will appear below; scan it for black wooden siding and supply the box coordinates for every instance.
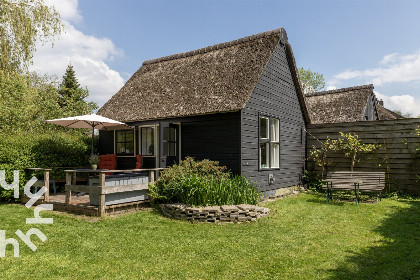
[181,112,241,174]
[241,42,306,193]
[98,130,114,155]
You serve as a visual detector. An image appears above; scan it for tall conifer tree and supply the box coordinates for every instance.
[58,64,98,116]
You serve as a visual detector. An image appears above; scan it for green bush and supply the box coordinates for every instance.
[149,157,260,206]
[0,131,90,201]
[302,168,324,191]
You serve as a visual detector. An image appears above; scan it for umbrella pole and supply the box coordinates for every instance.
[91,126,94,155]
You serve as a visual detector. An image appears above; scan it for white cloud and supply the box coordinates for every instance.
[326,85,337,91]
[331,50,420,86]
[30,0,125,107]
[375,91,420,117]
[44,0,82,23]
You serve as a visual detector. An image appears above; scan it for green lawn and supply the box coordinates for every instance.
[0,193,419,280]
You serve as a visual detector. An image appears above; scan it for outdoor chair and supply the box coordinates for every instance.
[136,154,143,169]
[99,154,117,173]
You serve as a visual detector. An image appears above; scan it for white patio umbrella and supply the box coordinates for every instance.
[46,114,132,154]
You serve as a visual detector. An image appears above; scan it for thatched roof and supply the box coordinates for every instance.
[98,28,308,123]
[304,85,375,124]
[376,103,402,120]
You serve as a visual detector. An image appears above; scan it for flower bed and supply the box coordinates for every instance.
[160,203,270,223]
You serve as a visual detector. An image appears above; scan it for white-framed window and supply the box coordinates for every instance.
[140,126,155,156]
[259,116,280,169]
[115,129,135,156]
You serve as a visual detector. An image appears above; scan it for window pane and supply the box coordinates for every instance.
[260,143,269,168]
[163,142,168,156]
[117,131,124,142]
[169,142,176,156]
[163,127,169,141]
[141,127,154,156]
[125,142,134,154]
[117,143,125,154]
[260,117,269,139]
[271,143,279,168]
[126,130,134,141]
[168,127,176,141]
[271,118,279,142]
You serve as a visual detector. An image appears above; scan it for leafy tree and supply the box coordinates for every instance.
[392,109,412,118]
[333,132,381,172]
[309,137,335,178]
[0,0,62,72]
[298,67,325,94]
[58,64,98,116]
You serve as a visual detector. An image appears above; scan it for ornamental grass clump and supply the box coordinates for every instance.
[149,157,259,206]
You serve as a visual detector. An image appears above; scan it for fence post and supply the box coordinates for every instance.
[98,172,106,217]
[149,170,155,183]
[65,171,72,205]
[43,169,50,202]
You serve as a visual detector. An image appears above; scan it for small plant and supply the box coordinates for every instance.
[302,168,324,191]
[149,157,259,206]
[333,132,381,172]
[88,154,100,165]
[309,137,335,178]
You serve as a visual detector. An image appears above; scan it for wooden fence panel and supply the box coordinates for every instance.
[306,118,420,194]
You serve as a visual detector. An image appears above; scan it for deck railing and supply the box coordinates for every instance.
[64,168,166,216]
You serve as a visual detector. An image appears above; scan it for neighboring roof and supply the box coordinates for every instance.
[304,84,375,124]
[376,103,403,120]
[98,28,309,123]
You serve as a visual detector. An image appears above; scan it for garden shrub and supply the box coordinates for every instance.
[149,157,259,206]
[0,131,90,201]
[302,169,324,191]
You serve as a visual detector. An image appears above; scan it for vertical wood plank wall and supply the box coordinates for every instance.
[306,118,420,194]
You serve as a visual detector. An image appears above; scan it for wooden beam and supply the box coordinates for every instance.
[44,169,50,202]
[65,184,102,194]
[149,170,155,183]
[65,171,72,185]
[99,194,106,217]
[65,189,72,205]
[101,183,149,194]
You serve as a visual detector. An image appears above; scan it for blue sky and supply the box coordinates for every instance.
[32,0,420,116]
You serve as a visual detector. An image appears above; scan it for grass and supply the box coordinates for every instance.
[0,193,419,280]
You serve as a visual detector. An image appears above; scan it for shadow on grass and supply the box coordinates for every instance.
[307,191,380,207]
[329,201,420,280]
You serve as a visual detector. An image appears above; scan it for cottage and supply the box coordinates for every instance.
[304,84,401,124]
[98,28,308,195]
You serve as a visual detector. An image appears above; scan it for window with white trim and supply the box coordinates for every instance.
[116,130,135,156]
[259,116,280,169]
[141,127,155,156]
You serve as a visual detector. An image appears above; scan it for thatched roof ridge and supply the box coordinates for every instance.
[376,103,402,120]
[143,28,285,66]
[304,84,374,124]
[305,84,374,97]
[99,28,307,123]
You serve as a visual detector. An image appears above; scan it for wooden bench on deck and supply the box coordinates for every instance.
[322,171,385,205]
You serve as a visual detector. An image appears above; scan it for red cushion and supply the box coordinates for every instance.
[135,155,142,169]
[99,154,117,170]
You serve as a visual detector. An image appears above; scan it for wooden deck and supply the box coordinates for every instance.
[24,167,165,216]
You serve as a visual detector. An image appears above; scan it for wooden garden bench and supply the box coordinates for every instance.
[322,171,385,205]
